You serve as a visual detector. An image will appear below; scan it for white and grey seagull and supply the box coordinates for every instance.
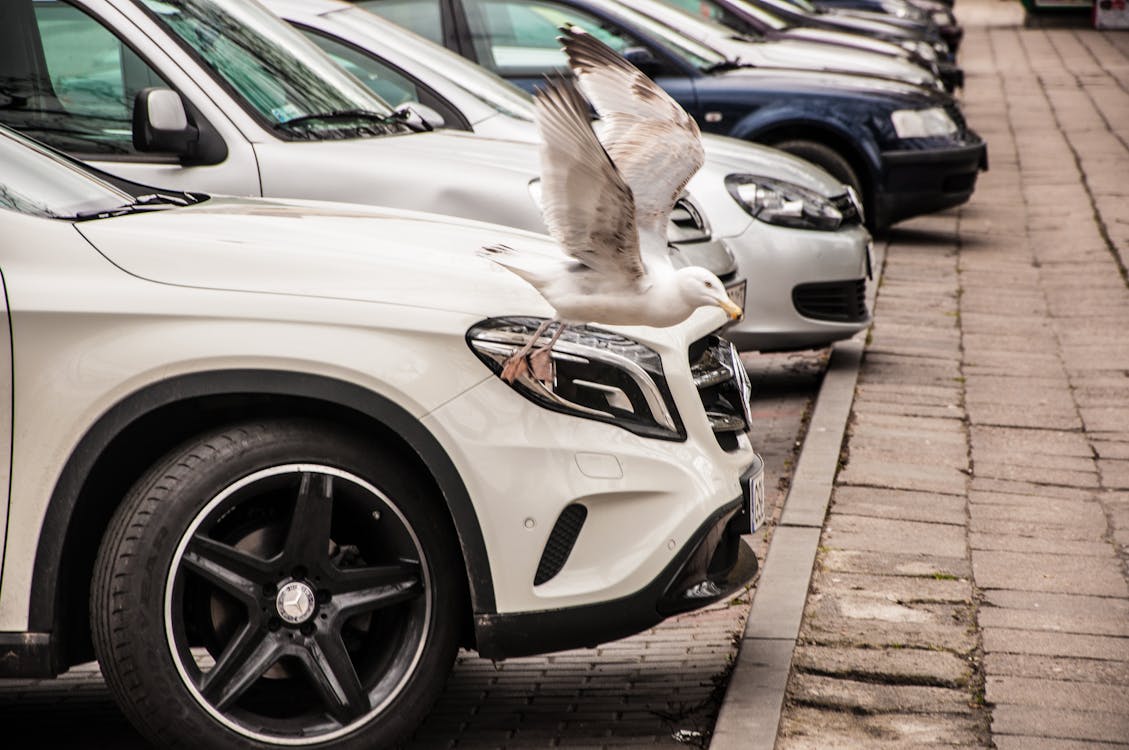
[483,26,742,384]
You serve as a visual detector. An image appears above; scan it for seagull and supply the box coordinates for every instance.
[483,28,742,385]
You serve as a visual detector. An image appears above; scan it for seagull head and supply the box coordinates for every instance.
[676,267,743,320]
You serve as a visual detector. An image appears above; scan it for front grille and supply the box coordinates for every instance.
[667,197,710,243]
[792,279,868,322]
[689,335,753,451]
[534,504,588,585]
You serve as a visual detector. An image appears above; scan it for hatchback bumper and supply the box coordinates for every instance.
[876,137,988,229]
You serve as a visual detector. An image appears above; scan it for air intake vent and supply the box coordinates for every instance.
[534,504,588,585]
[792,279,868,322]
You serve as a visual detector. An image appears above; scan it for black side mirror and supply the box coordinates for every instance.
[394,101,445,130]
[132,87,226,165]
[622,46,662,77]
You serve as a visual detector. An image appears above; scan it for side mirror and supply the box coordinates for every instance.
[622,46,661,77]
[132,87,226,165]
[394,101,445,130]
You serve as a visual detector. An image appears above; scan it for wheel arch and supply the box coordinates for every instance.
[738,117,881,213]
[31,369,493,670]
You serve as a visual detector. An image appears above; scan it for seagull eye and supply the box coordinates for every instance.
[704,281,714,289]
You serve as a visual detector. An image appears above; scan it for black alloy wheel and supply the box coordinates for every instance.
[91,420,464,749]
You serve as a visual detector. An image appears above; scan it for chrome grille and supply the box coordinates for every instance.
[689,335,753,451]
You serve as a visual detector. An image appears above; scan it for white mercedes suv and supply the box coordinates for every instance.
[0,126,765,749]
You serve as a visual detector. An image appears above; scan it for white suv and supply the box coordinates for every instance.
[0,126,764,749]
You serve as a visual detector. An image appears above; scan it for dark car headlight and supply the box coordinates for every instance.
[725,175,844,231]
[890,106,958,139]
[467,317,686,441]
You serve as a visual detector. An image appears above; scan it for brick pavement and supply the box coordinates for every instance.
[766,1,1129,746]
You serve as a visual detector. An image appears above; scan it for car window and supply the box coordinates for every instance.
[352,0,444,44]
[0,127,132,218]
[136,0,406,139]
[460,0,639,75]
[0,0,171,157]
[301,28,420,107]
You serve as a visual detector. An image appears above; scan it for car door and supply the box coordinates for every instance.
[0,0,260,196]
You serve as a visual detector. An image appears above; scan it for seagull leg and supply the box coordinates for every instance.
[529,322,568,385]
[501,318,555,383]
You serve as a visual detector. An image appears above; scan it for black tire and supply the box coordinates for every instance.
[91,420,464,750]
[770,139,870,225]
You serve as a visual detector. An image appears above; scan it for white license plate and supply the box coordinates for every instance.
[747,471,766,532]
[725,280,746,321]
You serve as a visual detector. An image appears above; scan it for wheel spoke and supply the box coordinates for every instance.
[300,632,369,725]
[282,472,334,566]
[329,562,422,619]
[183,535,273,604]
[200,624,284,711]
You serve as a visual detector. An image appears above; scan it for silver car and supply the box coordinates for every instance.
[269,0,874,351]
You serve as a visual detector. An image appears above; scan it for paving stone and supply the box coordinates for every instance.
[994,737,1129,750]
[991,706,1129,744]
[792,646,972,688]
[820,549,972,579]
[823,515,967,558]
[970,532,1114,556]
[788,673,971,714]
[830,486,967,525]
[983,653,1129,686]
[973,551,1128,596]
[812,570,972,605]
[969,501,1109,529]
[777,706,988,748]
[986,675,1129,714]
[970,425,1094,458]
[982,628,1129,661]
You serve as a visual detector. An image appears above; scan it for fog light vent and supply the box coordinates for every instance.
[534,504,588,585]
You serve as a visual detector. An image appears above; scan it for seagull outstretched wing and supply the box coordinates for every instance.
[534,75,646,285]
[558,26,705,245]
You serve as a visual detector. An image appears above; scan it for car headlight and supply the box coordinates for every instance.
[467,316,685,441]
[724,175,844,231]
[890,107,958,139]
[903,40,937,63]
[932,10,956,26]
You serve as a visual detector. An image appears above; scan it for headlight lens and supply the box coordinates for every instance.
[890,107,958,139]
[466,316,685,441]
[725,175,844,231]
[903,40,937,63]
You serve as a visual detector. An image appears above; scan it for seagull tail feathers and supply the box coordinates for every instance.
[478,243,547,287]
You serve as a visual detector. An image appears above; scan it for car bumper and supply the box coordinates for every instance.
[876,137,988,229]
[938,62,964,90]
[719,221,873,352]
[474,457,762,659]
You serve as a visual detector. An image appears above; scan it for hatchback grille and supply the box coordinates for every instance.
[689,335,753,451]
[792,279,869,322]
[534,504,588,585]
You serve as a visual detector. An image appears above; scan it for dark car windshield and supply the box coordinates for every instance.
[0,126,133,218]
[138,0,409,138]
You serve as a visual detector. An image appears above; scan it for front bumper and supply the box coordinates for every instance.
[876,136,988,230]
[721,221,873,352]
[475,453,764,659]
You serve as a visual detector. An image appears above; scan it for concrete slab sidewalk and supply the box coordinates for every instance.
[712,0,1129,746]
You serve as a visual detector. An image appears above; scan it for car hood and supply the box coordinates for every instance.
[718,37,936,88]
[711,65,943,106]
[75,196,559,317]
[254,130,544,232]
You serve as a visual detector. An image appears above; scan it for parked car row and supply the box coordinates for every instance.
[0,0,983,748]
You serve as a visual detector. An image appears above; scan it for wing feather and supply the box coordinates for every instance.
[558,26,704,242]
[533,76,646,285]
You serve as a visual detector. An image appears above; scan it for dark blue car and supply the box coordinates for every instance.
[356,0,986,233]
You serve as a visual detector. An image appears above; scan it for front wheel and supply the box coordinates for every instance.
[91,420,464,750]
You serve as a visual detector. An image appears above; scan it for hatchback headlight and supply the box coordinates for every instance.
[902,40,937,63]
[467,317,685,441]
[725,175,844,231]
[890,107,958,139]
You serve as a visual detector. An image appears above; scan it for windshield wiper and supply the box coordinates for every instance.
[701,58,751,74]
[74,192,192,221]
[273,108,408,132]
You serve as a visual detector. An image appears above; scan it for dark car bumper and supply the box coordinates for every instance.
[938,62,964,91]
[473,458,764,660]
[875,136,988,230]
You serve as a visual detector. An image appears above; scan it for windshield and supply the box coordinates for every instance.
[748,0,813,20]
[337,6,536,120]
[590,0,729,69]
[0,127,133,218]
[138,0,408,139]
[631,0,757,41]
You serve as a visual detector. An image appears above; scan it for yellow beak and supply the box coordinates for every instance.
[719,297,743,320]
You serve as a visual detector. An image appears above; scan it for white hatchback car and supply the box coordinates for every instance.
[0,125,765,748]
[269,0,875,352]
